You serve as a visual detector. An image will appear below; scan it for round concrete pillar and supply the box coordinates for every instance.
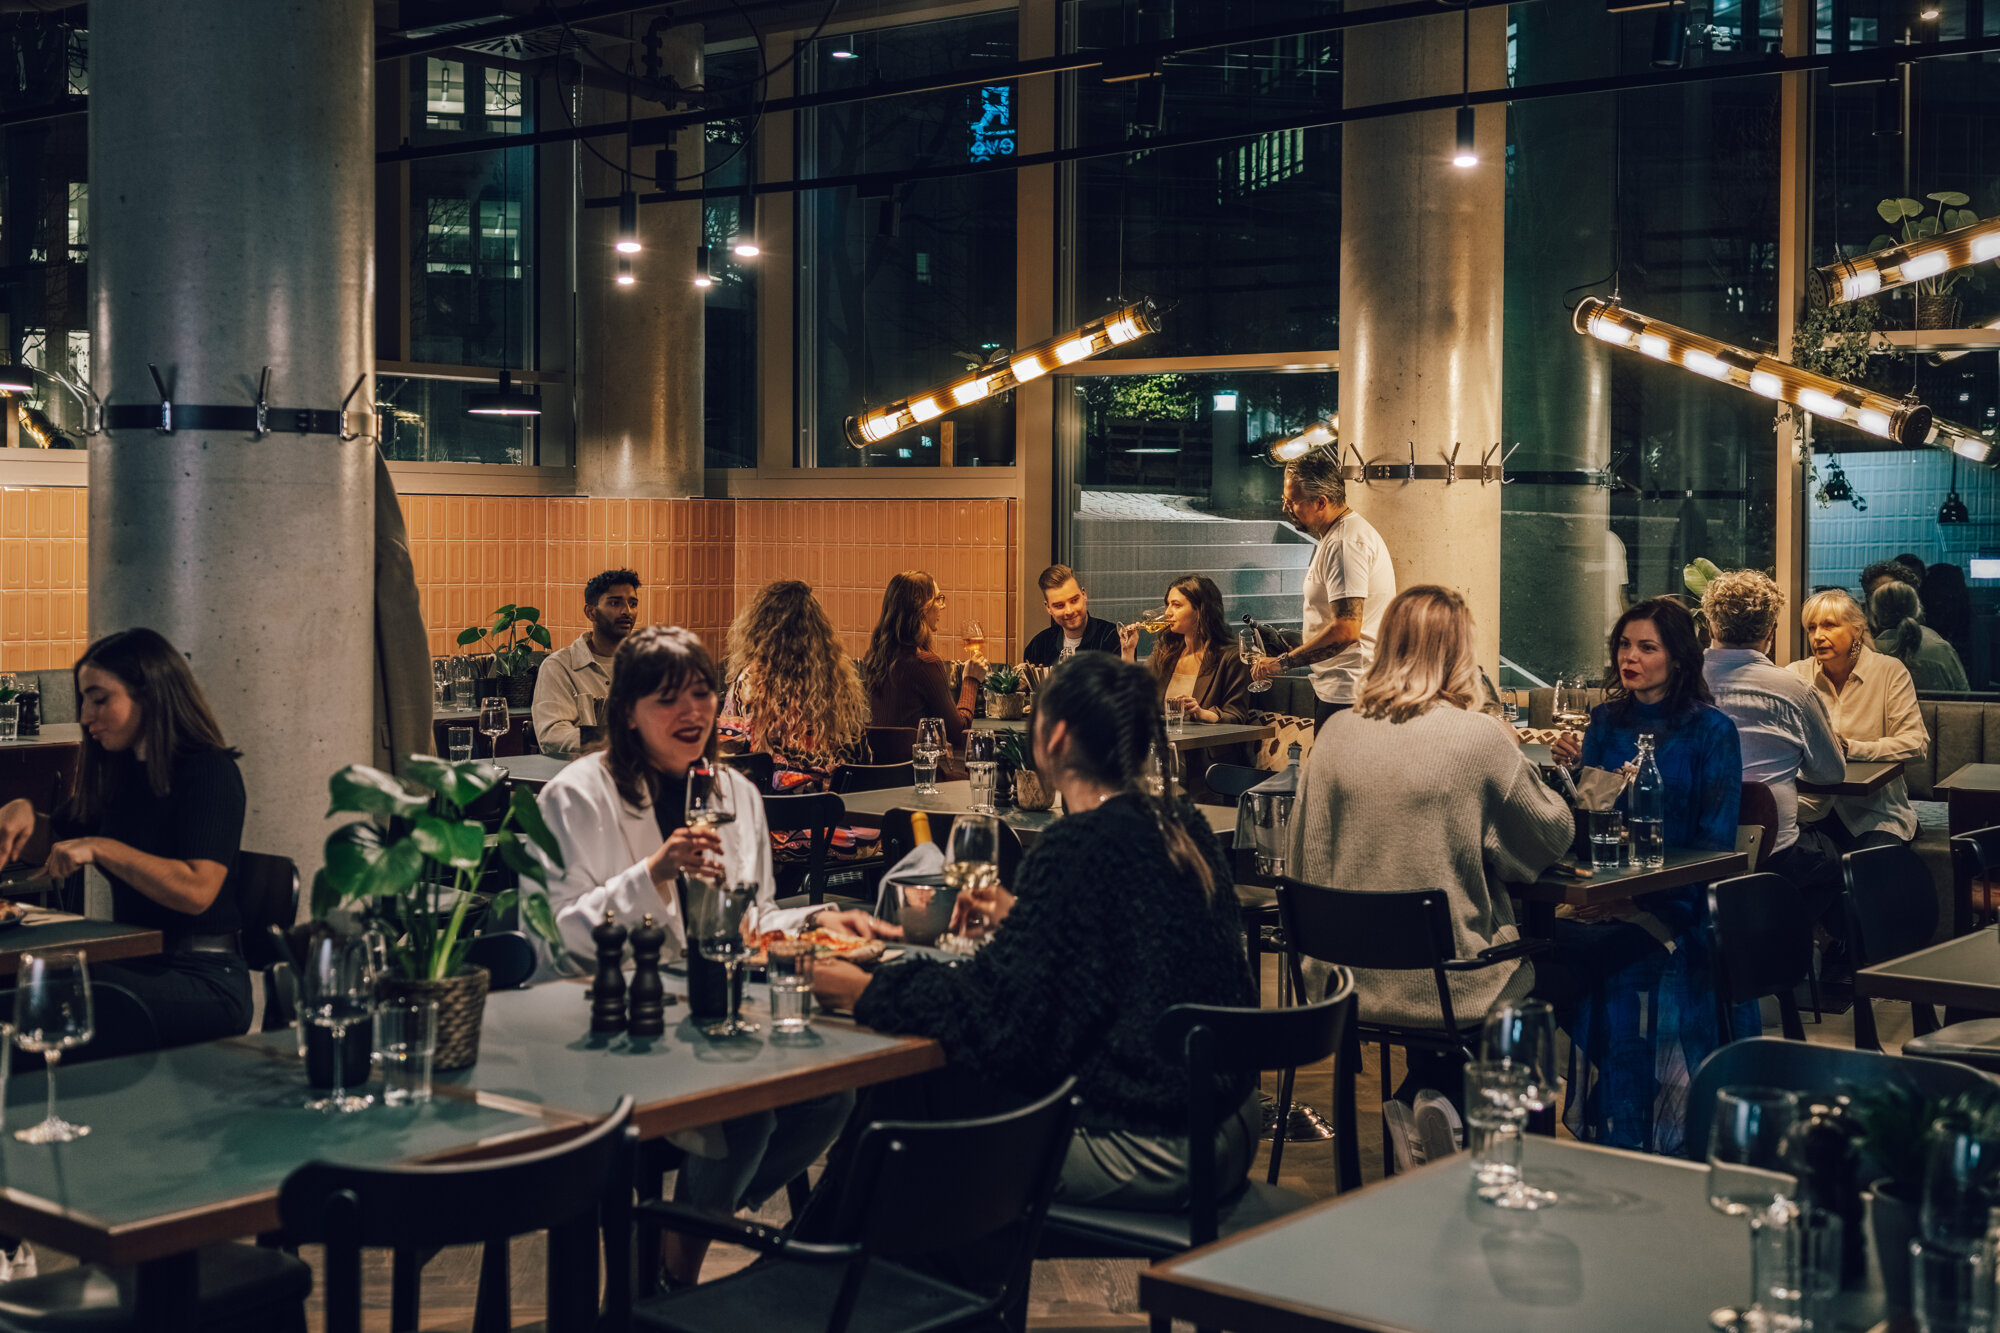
[1340,3,1507,669]
[90,0,375,880]
[575,27,706,499]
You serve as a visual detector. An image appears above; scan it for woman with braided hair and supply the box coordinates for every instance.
[814,652,1259,1210]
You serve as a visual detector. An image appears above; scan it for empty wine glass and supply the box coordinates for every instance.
[13,951,92,1143]
[914,717,947,795]
[688,878,759,1037]
[478,696,509,758]
[302,933,378,1114]
[1707,1087,1801,1332]
[1472,1001,1558,1208]
[685,759,737,832]
[1239,628,1272,695]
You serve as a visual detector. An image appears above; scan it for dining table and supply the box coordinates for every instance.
[1509,847,1749,936]
[0,904,162,975]
[1934,762,2000,837]
[837,780,1239,848]
[1854,928,2000,1015]
[973,715,1276,755]
[1140,1137,1774,1333]
[1797,759,1903,797]
[494,751,572,791]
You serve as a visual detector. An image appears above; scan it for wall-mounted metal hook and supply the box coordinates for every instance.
[337,374,368,442]
[146,364,172,433]
[253,366,271,439]
[1501,442,1521,483]
[1446,441,1460,486]
[1405,441,1417,482]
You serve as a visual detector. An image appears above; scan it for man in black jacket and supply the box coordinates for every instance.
[1023,564,1122,665]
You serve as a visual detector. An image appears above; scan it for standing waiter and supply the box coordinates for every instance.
[1251,450,1396,730]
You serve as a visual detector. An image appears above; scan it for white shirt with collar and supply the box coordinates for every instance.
[1702,646,1845,854]
[1785,645,1927,841]
[531,633,615,758]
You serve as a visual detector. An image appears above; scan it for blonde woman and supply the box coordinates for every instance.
[723,580,871,790]
[1786,587,1927,849]
[1290,586,1572,1158]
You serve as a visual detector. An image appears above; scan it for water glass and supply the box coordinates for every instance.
[447,725,473,762]
[1707,1087,1801,1332]
[1165,696,1190,733]
[1466,1060,1530,1193]
[377,1000,438,1107]
[449,656,476,710]
[13,951,93,1143]
[966,760,998,813]
[1588,808,1624,869]
[0,698,19,743]
[766,940,815,1033]
[912,745,942,795]
[1912,1236,1995,1333]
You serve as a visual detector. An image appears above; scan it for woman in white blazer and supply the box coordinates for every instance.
[533,625,891,1285]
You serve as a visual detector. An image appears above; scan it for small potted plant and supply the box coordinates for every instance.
[1849,1083,2000,1310]
[983,663,1029,720]
[316,756,566,1069]
[458,604,552,708]
[1869,192,1988,328]
[1006,728,1056,811]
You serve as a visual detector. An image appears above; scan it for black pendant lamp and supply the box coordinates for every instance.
[1940,455,1971,525]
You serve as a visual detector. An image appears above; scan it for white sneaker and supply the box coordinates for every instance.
[1412,1091,1463,1161]
[0,1243,35,1282]
[1382,1099,1423,1173]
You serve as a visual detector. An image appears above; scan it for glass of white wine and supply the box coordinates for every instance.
[1238,628,1272,695]
[684,758,737,833]
[945,815,1002,933]
[1132,606,1171,635]
[13,951,92,1143]
[963,619,988,663]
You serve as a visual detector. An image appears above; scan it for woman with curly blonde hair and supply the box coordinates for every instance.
[723,580,871,788]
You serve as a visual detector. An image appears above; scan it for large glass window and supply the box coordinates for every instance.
[798,12,1018,468]
[375,375,536,465]
[704,47,759,469]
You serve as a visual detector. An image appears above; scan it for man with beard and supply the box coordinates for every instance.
[533,568,640,757]
[1023,564,1122,666]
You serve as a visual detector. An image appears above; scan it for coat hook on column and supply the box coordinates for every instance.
[337,374,369,442]
[1406,441,1417,482]
[146,363,172,434]
[1446,442,1461,486]
[253,366,271,439]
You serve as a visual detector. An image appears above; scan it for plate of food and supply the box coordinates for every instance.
[0,899,30,930]
[749,928,891,968]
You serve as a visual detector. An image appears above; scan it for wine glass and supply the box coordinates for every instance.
[1239,628,1272,695]
[478,696,509,759]
[688,877,760,1037]
[301,933,378,1114]
[1474,1001,1559,1208]
[914,717,947,794]
[946,815,1002,934]
[1707,1087,1801,1332]
[12,951,92,1143]
[684,759,737,833]
[963,619,988,663]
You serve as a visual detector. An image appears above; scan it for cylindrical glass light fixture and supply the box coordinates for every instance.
[1931,416,1999,467]
[1573,296,1932,446]
[845,300,1160,447]
[732,191,760,258]
[693,244,713,288]
[1453,105,1477,168]
[616,256,635,286]
[1267,420,1337,465]
[616,191,641,254]
[1816,214,2000,304]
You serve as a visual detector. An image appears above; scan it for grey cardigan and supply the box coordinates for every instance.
[1290,703,1573,1029]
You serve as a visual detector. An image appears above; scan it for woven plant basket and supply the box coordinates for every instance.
[381,964,490,1071]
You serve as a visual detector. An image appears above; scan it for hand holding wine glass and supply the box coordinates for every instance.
[684,759,737,832]
[1239,628,1272,694]
[13,951,93,1143]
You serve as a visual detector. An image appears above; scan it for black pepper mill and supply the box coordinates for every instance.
[590,911,629,1034]
[627,914,669,1037]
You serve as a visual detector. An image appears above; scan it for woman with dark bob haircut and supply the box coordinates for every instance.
[0,628,253,1047]
[533,625,890,1284]
[1552,597,1746,1156]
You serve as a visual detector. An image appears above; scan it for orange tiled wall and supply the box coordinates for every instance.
[2,488,1018,671]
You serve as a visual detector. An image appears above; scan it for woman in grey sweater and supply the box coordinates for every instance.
[1291,586,1573,1105]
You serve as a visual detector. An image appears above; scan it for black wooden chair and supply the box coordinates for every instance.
[1951,825,2000,933]
[1840,842,1940,1051]
[1200,763,1266,802]
[830,761,915,794]
[1278,877,1547,1192]
[1707,873,1810,1043]
[630,1080,1081,1333]
[719,751,775,791]
[765,791,848,906]
[1039,977,1355,1261]
[279,1099,636,1333]
[236,851,301,1034]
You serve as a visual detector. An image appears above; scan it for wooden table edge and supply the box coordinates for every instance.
[1511,852,1748,907]
[629,1032,944,1140]
[1798,763,1902,797]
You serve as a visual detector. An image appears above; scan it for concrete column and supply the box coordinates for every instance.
[575,27,706,498]
[1340,2,1507,670]
[90,0,375,881]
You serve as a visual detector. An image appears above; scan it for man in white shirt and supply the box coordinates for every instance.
[532,568,640,757]
[1251,450,1395,729]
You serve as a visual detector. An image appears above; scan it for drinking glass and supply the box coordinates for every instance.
[1707,1087,1801,1332]
[449,656,476,709]
[447,725,473,762]
[684,758,737,832]
[912,744,943,795]
[1130,606,1171,637]
[478,697,509,758]
[12,952,91,1143]
[1466,1060,1532,1197]
[1473,1001,1559,1207]
[966,761,999,814]
[1165,696,1190,733]
[1913,1123,2000,1333]
[688,878,759,1037]
[1588,808,1624,870]
[1555,675,1592,734]
[766,940,815,1033]
[377,999,438,1107]
[301,933,378,1113]
[946,815,1001,932]
[1239,628,1272,695]
[0,698,19,743]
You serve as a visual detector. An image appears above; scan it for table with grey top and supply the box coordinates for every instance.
[1855,928,2000,1014]
[973,715,1276,754]
[837,780,1239,848]
[1141,1138,1759,1333]
[0,904,162,974]
[1935,762,2000,837]
[495,751,573,790]
[1798,759,1903,797]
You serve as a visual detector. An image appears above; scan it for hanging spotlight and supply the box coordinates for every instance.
[1451,1,1477,167]
[1650,3,1687,68]
[616,256,635,287]
[0,364,34,395]
[1266,419,1338,466]
[845,301,1159,447]
[466,369,542,418]
[693,244,713,288]
[1816,213,2000,304]
[1573,296,1933,445]
[1940,460,1971,524]
[830,35,858,59]
[732,191,760,258]
[616,191,641,254]
[1453,106,1478,168]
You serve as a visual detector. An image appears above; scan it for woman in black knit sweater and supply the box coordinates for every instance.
[815,653,1259,1210]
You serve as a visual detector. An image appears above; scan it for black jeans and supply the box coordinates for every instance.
[1772,819,1905,934]
[95,953,253,1049]
[1313,699,1351,731]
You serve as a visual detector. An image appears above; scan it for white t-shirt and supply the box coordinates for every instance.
[1301,510,1396,703]
[1060,632,1083,660]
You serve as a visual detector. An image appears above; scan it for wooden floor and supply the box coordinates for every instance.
[30,969,1910,1331]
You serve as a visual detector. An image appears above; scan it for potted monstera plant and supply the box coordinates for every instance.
[1870,192,1988,328]
[459,604,552,708]
[316,756,565,1069]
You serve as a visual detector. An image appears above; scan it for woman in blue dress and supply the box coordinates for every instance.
[1550,596,1747,1154]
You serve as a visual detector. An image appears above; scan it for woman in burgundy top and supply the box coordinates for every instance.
[860,570,986,750]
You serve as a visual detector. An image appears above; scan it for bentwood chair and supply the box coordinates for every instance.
[1277,877,1547,1192]
[632,1081,1081,1333]
[1840,842,1941,1051]
[830,760,916,794]
[719,751,775,791]
[279,1099,636,1333]
[764,791,848,906]
[466,929,538,990]
[1039,979,1355,1265]
[1706,873,1810,1042]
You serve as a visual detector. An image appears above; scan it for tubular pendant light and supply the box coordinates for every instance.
[467,368,541,417]
[1931,415,2000,467]
[1817,213,2000,304]
[616,256,635,286]
[0,363,34,394]
[732,189,760,258]
[1451,2,1477,167]
[845,300,1159,447]
[616,191,641,254]
[1573,296,1931,445]
[1267,419,1337,465]
[693,244,713,288]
